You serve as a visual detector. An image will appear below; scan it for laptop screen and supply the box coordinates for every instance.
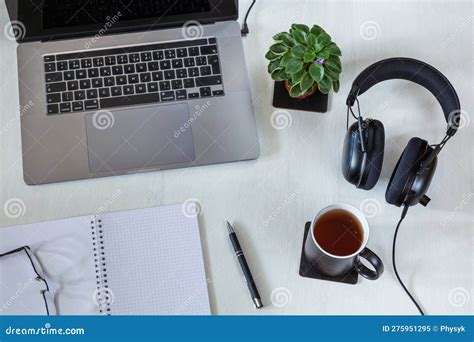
[5,0,238,42]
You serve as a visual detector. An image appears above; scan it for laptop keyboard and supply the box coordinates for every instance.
[43,38,224,115]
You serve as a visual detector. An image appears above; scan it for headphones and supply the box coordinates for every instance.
[342,57,461,208]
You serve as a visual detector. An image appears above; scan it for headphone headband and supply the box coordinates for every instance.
[346,57,461,136]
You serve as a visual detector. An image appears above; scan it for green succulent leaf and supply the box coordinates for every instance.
[273,32,295,47]
[317,33,332,47]
[285,59,304,74]
[323,67,339,80]
[310,25,325,37]
[291,69,305,84]
[265,50,280,60]
[324,42,342,56]
[332,80,340,93]
[306,33,318,47]
[309,63,324,83]
[289,83,304,97]
[292,29,307,45]
[325,58,342,73]
[316,50,330,59]
[291,44,305,58]
[269,43,288,55]
[300,72,314,93]
[279,52,293,67]
[303,51,316,63]
[318,74,332,94]
[271,68,288,81]
[291,23,310,33]
[268,59,282,74]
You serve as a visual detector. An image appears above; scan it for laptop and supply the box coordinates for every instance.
[5,0,259,185]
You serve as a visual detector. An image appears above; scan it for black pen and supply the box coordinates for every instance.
[226,221,263,309]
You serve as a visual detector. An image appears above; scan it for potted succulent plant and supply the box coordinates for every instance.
[266,24,342,99]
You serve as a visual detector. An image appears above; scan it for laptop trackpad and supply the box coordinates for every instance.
[85,104,195,173]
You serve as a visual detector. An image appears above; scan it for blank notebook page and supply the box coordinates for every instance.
[97,204,210,315]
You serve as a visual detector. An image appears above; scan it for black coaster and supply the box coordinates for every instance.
[272,81,329,113]
[299,222,358,285]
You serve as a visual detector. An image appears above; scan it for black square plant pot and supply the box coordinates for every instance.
[272,81,329,113]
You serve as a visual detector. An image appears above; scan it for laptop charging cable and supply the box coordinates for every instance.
[241,0,257,36]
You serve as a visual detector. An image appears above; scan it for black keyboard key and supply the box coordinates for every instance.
[104,77,115,86]
[74,90,86,100]
[184,58,195,67]
[159,81,171,91]
[172,59,183,68]
[62,92,74,102]
[85,99,99,110]
[209,38,217,44]
[141,52,152,62]
[67,81,79,91]
[129,53,140,63]
[112,65,123,75]
[196,76,222,87]
[46,93,61,104]
[153,51,164,60]
[81,59,92,68]
[183,78,195,88]
[116,75,127,85]
[196,56,207,66]
[152,71,163,81]
[45,72,62,83]
[160,60,171,70]
[165,50,176,59]
[100,93,160,109]
[64,71,75,80]
[88,68,99,78]
[188,68,199,77]
[72,101,84,112]
[45,63,56,72]
[44,55,55,62]
[111,87,122,96]
[99,88,110,98]
[93,57,104,67]
[140,73,151,83]
[208,55,221,74]
[47,104,59,114]
[117,55,128,64]
[164,70,175,80]
[188,47,200,56]
[80,79,91,89]
[200,87,212,97]
[128,74,139,84]
[92,78,103,88]
[46,82,66,93]
[147,82,159,92]
[148,62,159,71]
[177,48,188,58]
[161,91,175,101]
[60,102,71,113]
[213,90,224,96]
[176,69,187,78]
[100,67,111,77]
[200,66,212,76]
[176,89,187,100]
[57,61,68,71]
[124,64,135,74]
[87,89,98,99]
[171,80,183,90]
[188,93,200,99]
[123,85,134,95]
[136,63,147,73]
[76,70,87,79]
[69,60,80,69]
[200,45,218,55]
[135,84,146,94]
[105,56,116,65]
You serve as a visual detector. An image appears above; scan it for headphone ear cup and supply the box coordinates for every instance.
[358,120,385,190]
[386,137,429,206]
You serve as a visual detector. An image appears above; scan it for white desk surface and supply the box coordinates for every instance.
[0,0,473,315]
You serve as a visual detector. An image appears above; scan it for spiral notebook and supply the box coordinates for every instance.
[0,204,210,315]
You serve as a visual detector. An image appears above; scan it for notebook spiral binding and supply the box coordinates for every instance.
[91,216,111,315]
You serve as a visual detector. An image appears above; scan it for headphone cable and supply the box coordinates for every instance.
[392,205,425,315]
[241,0,257,36]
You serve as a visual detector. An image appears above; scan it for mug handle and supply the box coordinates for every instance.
[356,248,384,280]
